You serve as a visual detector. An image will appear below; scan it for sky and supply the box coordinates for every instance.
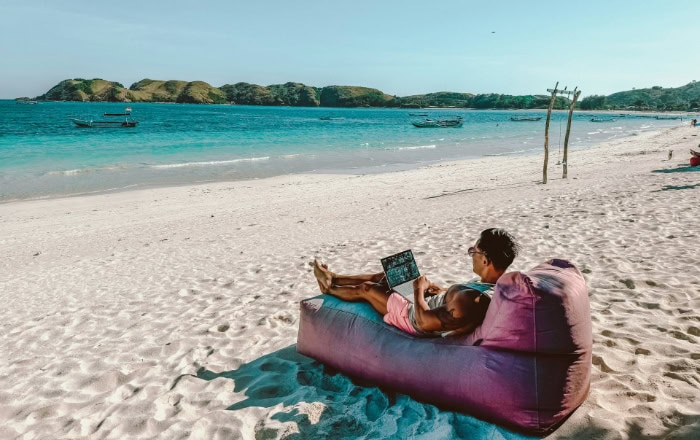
[1,1,699,99]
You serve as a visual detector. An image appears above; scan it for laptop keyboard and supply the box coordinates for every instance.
[393,282,415,301]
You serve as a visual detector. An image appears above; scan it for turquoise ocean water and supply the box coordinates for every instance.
[0,100,688,201]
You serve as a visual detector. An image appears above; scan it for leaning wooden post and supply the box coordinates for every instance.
[562,88,581,179]
[543,82,558,184]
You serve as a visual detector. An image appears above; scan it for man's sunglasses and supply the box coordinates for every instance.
[468,247,485,257]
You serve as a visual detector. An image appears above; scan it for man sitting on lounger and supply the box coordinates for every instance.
[311,228,519,337]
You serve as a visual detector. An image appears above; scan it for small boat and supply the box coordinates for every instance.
[408,112,429,116]
[71,107,137,128]
[412,119,439,128]
[590,117,616,122]
[412,116,463,128]
[71,118,138,128]
[437,118,463,127]
[510,116,542,121]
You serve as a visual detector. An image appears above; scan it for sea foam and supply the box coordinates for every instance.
[392,144,437,151]
[151,157,270,169]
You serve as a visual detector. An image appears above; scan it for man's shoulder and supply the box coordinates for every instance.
[454,280,495,294]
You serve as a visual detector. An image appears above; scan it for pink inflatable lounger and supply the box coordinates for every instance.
[297,259,592,435]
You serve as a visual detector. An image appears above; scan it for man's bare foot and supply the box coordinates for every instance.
[310,260,334,293]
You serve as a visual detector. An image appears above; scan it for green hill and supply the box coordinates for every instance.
[38,78,127,102]
[319,86,394,107]
[267,82,320,107]
[34,78,700,110]
[127,79,188,102]
[220,82,279,105]
[580,81,700,111]
[176,81,226,104]
[397,91,473,108]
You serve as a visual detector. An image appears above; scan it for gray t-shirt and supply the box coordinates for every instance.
[407,281,494,337]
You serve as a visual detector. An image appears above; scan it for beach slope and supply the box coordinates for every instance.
[1,127,699,438]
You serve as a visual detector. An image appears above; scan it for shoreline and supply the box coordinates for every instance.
[0,123,671,206]
[1,126,699,438]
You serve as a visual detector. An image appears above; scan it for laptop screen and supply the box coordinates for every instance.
[381,250,420,288]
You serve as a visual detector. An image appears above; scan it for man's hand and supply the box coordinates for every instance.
[426,283,443,295]
[413,275,430,294]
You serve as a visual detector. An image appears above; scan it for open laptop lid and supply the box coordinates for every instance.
[381,249,420,289]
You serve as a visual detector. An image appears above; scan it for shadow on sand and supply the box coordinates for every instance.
[194,345,532,439]
[651,165,700,191]
[194,345,700,439]
[652,165,700,174]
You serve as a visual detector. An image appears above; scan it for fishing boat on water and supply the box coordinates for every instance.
[510,116,542,121]
[437,117,463,127]
[71,107,138,128]
[412,116,463,128]
[590,117,616,122]
[70,118,138,128]
[412,119,439,128]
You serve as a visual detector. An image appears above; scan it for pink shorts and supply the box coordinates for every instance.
[383,293,419,335]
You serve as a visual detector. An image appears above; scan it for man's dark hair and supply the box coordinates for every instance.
[478,228,519,270]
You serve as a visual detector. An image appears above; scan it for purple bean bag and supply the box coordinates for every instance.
[297,259,592,435]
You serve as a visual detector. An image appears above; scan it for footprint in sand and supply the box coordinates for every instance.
[592,354,617,373]
[327,416,369,438]
[296,368,321,387]
[670,330,695,342]
[663,371,695,386]
[624,390,657,402]
[259,359,293,374]
[248,382,296,400]
[618,279,635,289]
[319,373,350,394]
[364,392,389,422]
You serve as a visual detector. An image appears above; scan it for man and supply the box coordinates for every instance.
[311,228,519,337]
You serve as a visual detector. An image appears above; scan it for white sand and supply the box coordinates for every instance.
[1,126,699,439]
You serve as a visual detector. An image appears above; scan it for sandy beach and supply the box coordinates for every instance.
[1,126,699,439]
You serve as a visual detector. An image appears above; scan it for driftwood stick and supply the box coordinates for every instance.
[543,81,558,184]
[563,88,581,179]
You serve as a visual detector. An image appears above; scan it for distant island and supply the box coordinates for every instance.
[26,78,700,111]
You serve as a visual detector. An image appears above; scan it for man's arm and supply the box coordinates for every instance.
[413,277,467,332]
[415,302,469,333]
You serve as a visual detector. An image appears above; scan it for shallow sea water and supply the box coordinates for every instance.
[0,100,687,201]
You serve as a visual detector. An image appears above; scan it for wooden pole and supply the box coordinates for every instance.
[562,88,581,179]
[543,81,558,184]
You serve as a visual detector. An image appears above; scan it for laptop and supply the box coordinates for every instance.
[381,249,420,301]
